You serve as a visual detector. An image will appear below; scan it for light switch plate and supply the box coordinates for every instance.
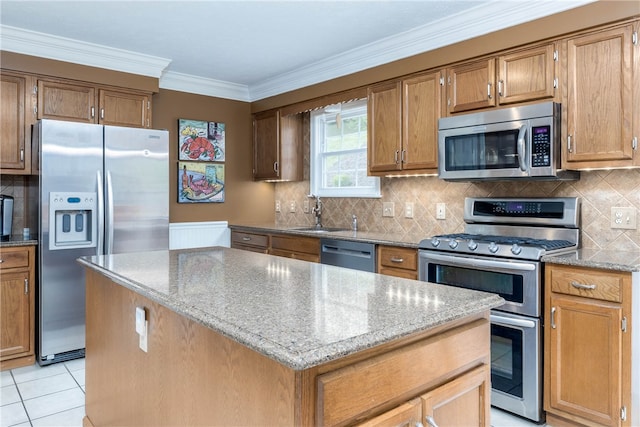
[611,207,637,229]
[383,202,395,217]
[275,200,281,212]
[436,203,446,220]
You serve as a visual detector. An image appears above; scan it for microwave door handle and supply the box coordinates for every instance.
[517,125,527,171]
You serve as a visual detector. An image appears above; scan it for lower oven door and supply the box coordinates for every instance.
[491,311,543,423]
[418,250,541,318]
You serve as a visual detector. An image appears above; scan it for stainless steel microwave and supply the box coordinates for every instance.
[438,102,578,181]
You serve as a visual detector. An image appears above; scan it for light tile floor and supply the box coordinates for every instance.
[2,359,545,427]
[1,359,85,427]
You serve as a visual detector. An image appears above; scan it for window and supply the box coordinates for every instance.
[310,99,380,198]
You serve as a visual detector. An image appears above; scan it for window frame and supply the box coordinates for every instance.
[309,100,380,198]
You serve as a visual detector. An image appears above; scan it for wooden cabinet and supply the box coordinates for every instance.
[368,70,442,175]
[0,245,36,370]
[270,234,319,262]
[252,109,303,181]
[544,264,632,426]
[37,78,151,128]
[562,22,638,169]
[377,245,417,280]
[446,43,557,114]
[1,72,35,174]
[230,230,269,253]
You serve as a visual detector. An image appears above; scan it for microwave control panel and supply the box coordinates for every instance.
[531,126,551,167]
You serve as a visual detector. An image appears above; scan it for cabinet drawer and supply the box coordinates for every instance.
[271,235,319,256]
[548,265,626,303]
[317,318,489,426]
[0,248,30,270]
[378,246,417,271]
[231,231,269,249]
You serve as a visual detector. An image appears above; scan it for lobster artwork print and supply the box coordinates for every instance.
[178,119,225,162]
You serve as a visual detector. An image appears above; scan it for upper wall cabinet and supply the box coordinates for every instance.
[562,21,639,169]
[446,43,558,114]
[252,109,303,181]
[37,79,152,128]
[368,70,442,175]
[0,72,35,175]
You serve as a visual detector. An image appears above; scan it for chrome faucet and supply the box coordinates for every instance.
[310,195,322,228]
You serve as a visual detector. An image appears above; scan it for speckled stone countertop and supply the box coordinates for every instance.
[78,247,503,370]
[229,223,423,248]
[543,249,640,272]
[0,236,38,247]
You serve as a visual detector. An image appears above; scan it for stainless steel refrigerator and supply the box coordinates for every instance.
[35,119,169,365]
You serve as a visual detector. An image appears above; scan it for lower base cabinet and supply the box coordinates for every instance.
[359,365,488,427]
[544,264,632,427]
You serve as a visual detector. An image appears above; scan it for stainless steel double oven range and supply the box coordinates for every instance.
[418,197,580,423]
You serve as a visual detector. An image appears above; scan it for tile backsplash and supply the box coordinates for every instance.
[275,168,640,252]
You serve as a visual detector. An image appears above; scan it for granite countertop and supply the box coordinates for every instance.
[0,236,38,247]
[229,223,423,248]
[543,249,640,272]
[78,247,503,370]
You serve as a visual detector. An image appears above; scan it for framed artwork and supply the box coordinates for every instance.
[178,161,225,203]
[178,119,225,162]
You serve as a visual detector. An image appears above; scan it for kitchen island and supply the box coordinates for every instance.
[78,247,503,426]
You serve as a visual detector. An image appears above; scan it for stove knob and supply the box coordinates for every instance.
[448,240,458,249]
[511,244,522,255]
[468,239,478,251]
[430,237,440,247]
[488,242,499,253]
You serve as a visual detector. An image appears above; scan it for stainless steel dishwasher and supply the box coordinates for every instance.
[320,238,376,272]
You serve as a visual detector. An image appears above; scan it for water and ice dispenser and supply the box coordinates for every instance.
[49,192,97,251]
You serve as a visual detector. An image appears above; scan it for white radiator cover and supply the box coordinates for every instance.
[169,221,230,250]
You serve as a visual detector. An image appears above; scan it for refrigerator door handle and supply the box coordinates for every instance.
[105,170,114,255]
[96,170,105,256]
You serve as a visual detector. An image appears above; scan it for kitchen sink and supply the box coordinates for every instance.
[291,226,349,233]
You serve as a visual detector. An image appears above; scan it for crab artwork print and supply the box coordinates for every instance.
[178,119,225,162]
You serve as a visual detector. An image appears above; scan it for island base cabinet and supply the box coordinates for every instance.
[83,267,492,427]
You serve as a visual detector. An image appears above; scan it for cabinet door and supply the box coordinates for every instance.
[564,24,635,168]
[356,398,422,427]
[38,79,96,123]
[99,89,149,128]
[421,365,489,427]
[546,295,622,426]
[446,59,496,114]
[0,73,27,171]
[402,72,441,171]
[253,110,280,180]
[498,44,556,105]
[0,270,31,359]
[368,81,402,173]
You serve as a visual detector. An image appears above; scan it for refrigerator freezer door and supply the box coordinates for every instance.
[38,119,104,363]
[104,126,169,254]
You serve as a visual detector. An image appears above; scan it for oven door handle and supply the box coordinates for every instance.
[491,314,536,329]
[421,252,536,272]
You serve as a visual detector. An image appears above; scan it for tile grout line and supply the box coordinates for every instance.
[9,369,33,426]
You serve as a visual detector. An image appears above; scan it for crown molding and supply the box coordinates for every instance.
[248,0,596,100]
[0,25,171,78]
[159,71,250,102]
[0,0,595,101]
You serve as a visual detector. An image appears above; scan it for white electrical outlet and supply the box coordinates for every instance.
[275,200,281,212]
[436,203,446,220]
[303,199,310,213]
[405,202,414,219]
[611,207,637,229]
[383,202,395,217]
[289,201,296,213]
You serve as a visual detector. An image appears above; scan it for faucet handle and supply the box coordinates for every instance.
[351,214,358,231]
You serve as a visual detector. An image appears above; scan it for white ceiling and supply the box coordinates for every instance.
[0,0,595,102]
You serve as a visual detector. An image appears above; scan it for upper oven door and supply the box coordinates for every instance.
[438,120,530,181]
[418,250,541,317]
